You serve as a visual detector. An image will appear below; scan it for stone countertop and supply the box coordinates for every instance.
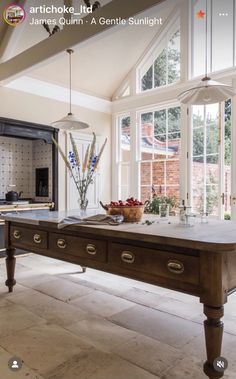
[0,202,53,213]
[0,203,54,222]
[1,209,99,224]
[2,210,236,251]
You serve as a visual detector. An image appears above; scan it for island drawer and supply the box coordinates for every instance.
[108,243,199,285]
[49,233,107,262]
[10,226,48,250]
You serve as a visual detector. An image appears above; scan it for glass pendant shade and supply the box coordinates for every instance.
[178,77,236,105]
[52,49,89,130]
[51,113,89,130]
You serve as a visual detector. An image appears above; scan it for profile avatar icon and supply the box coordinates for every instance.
[3,4,26,26]
[8,356,23,371]
[12,360,19,369]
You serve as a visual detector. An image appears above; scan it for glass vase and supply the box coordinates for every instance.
[78,192,88,216]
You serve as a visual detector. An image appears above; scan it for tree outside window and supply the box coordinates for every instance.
[141,29,180,92]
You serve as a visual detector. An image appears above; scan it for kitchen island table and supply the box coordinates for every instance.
[2,211,236,379]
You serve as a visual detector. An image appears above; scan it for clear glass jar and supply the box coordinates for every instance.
[201,212,209,224]
[159,203,169,220]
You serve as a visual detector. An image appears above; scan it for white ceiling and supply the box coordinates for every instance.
[28,2,174,99]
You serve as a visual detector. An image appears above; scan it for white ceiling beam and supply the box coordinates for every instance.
[6,76,111,114]
[0,0,166,83]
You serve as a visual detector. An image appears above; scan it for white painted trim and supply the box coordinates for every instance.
[181,104,189,205]
[186,106,192,207]
[219,102,225,220]
[180,0,189,82]
[130,109,139,199]
[4,76,111,114]
[231,78,236,221]
[111,114,118,199]
[112,73,131,101]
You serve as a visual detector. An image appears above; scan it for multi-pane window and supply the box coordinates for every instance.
[192,0,235,77]
[140,24,180,92]
[118,115,131,199]
[192,104,219,215]
[192,101,231,217]
[139,106,181,202]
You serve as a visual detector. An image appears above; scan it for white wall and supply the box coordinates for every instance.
[0,86,111,210]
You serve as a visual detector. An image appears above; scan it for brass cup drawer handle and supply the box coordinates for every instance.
[121,251,135,264]
[86,244,97,255]
[167,260,184,274]
[57,239,67,249]
[13,230,21,239]
[33,234,42,244]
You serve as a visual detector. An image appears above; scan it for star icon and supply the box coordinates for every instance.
[197,10,205,19]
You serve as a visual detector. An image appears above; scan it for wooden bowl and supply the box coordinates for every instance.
[106,205,144,222]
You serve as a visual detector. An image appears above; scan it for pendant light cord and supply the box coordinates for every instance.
[66,49,74,115]
[69,51,71,114]
[205,0,208,79]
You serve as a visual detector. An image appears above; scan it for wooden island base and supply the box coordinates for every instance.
[3,212,236,379]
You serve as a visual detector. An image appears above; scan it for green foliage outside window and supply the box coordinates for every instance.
[193,100,231,216]
[144,195,179,215]
[141,30,180,92]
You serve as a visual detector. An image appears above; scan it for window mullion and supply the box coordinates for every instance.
[204,106,207,213]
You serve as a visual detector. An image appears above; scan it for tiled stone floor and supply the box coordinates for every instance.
[0,254,235,379]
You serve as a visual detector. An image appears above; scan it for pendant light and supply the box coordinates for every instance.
[52,49,89,130]
[178,1,235,105]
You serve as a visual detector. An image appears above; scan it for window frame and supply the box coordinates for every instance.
[137,13,181,94]
[115,113,131,200]
[190,0,236,79]
[112,0,236,220]
[136,103,181,201]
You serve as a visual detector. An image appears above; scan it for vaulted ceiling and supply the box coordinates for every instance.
[0,0,174,100]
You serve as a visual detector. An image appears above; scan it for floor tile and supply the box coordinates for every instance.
[45,349,160,379]
[34,277,94,302]
[7,288,90,326]
[16,272,58,289]
[119,287,164,307]
[88,356,161,379]
[0,255,235,379]
[111,333,184,376]
[109,304,203,348]
[160,356,205,379]
[0,345,45,379]
[0,282,29,296]
[182,330,236,373]
[0,323,92,375]
[61,271,133,297]
[70,290,135,317]
[161,355,236,379]
[66,315,137,351]
[0,303,44,338]
[151,296,203,321]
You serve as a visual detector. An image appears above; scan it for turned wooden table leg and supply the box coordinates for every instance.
[203,305,224,379]
[5,248,16,293]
